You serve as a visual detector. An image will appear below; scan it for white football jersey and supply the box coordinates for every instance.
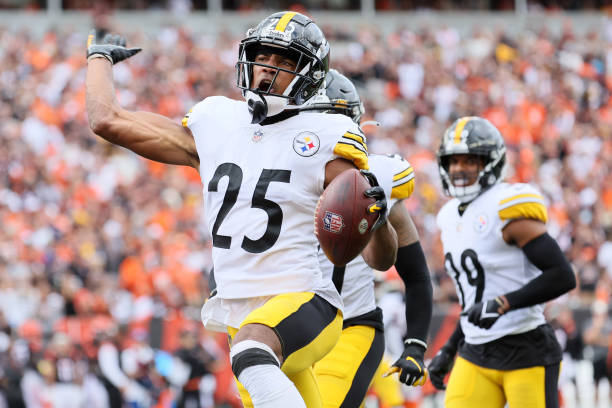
[184,96,369,326]
[318,154,415,319]
[436,182,549,344]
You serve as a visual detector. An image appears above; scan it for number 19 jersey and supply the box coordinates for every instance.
[184,97,369,309]
[436,182,549,344]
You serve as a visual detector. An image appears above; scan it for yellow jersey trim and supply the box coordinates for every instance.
[343,131,365,144]
[391,178,415,200]
[498,202,548,223]
[341,132,367,152]
[182,108,193,128]
[393,167,414,182]
[333,143,369,170]
[499,193,544,206]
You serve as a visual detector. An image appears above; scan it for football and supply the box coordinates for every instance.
[315,168,379,266]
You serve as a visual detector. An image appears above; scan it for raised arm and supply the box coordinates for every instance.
[86,30,199,168]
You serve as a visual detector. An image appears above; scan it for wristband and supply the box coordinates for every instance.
[404,338,427,350]
[87,53,113,64]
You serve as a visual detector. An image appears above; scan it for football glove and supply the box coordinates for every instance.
[465,295,509,329]
[86,29,141,65]
[428,346,455,390]
[384,340,428,386]
[360,169,387,231]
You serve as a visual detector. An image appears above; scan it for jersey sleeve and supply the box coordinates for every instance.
[368,154,415,208]
[332,125,369,170]
[387,154,415,201]
[497,183,548,225]
[181,97,219,131]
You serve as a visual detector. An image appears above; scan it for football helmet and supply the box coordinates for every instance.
[303,69,365,124]
[437,117,506,203]
[236,11,330,123]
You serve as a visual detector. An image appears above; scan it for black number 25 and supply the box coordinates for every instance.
[208,163,291,254]
[445,249,485,309]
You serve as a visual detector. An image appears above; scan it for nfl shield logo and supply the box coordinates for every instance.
[252,129,264,142]
[323,211,345,234]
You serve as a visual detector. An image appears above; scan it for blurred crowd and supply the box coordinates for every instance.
[1,11,612,407]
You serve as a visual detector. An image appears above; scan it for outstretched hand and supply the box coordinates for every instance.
[86,29,141,65]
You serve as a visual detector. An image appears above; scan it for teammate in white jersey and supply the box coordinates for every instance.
[305,70,433,407]
[85,12,395,407]
[428,117,576,408]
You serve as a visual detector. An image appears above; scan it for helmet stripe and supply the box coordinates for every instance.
[275,11,297,32]
[453,117,471,145]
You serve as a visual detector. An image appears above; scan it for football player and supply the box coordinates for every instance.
[428,117,576,407]
[85,12,395,407]
[306,69,433,407]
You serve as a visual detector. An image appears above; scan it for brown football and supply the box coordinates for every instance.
[314,168,379,266]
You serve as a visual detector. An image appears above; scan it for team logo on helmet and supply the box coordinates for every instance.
[293,131,320,157]
[261,21,295,42]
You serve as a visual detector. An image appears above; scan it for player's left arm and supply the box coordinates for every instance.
[466,217,576,329]
[324,129,395,270]
[360,169,397,271]
[501,218,576,307]
[324,161,396,270]
[384,202,432,386]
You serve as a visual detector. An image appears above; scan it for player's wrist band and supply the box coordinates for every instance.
[494,295,510,314]
[87,53,113,64]
[404,338,427,350]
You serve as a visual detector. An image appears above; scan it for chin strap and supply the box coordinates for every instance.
[247,91,306,124]
[248,98,267,124]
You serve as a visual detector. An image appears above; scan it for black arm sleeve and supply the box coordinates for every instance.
[443,321,464,354]
[395,242,433,343]
[504,233,576,310]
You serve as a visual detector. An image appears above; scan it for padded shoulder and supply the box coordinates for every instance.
[496,183,548,223]
[182,96,237,128]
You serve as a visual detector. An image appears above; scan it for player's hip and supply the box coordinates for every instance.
[225,292,343,375]
[459,323,562,370]
[446,356,561,408]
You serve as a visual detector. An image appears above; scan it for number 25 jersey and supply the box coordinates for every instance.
[436,182,549,345]
[184,96,368,304]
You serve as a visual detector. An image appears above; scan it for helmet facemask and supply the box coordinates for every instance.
[437,117,507,203]
[236,12,329,124]
[438,152,506,203]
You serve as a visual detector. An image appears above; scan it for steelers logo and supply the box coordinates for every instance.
[473,214,489,233]
[293,132,320,157]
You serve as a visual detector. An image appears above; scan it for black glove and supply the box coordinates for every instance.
[360,169,387,231]
[384,342,428,386]
[465,295,509,329]
[86,29,141,65]
[428,346,455,390]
